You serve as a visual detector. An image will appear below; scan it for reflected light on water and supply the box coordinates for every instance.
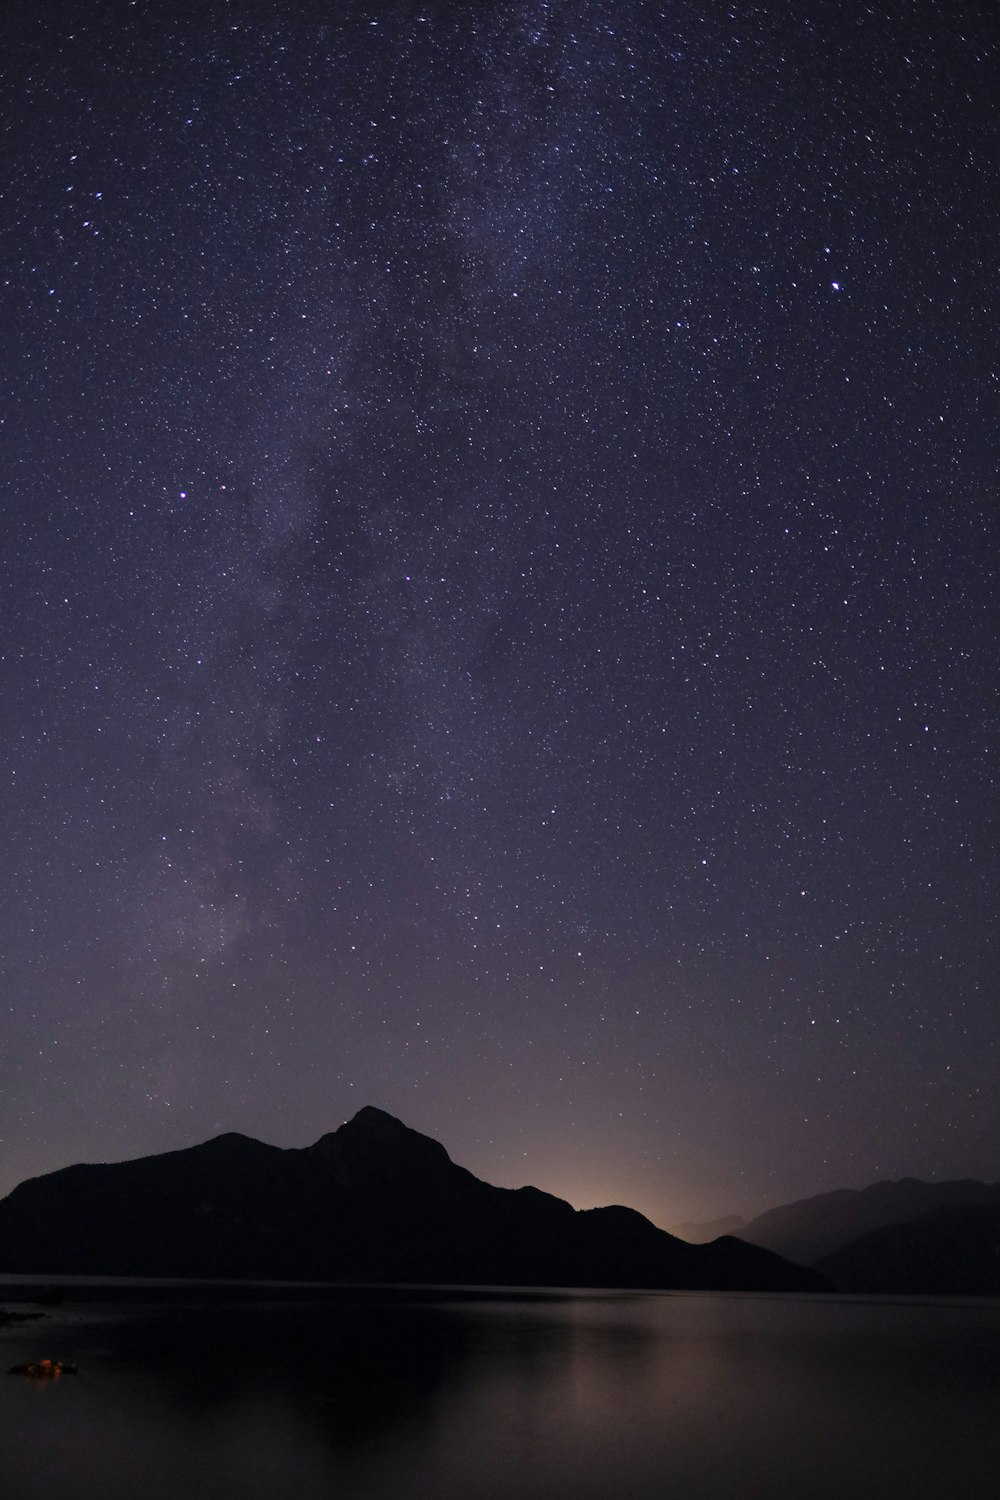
[1,1290,998,1500]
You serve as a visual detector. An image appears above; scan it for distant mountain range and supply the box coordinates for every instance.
[816,1203,1000,1295]
[673,1178,1000,1295]
[0,1107,827,1293]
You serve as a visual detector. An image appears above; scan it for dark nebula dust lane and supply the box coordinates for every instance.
[1,0,997,1224]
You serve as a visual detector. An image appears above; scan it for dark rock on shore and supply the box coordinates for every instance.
[0,1308,44,1326]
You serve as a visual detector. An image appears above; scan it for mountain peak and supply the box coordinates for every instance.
[310,1106,454,1185]
[347,1105,406,1129]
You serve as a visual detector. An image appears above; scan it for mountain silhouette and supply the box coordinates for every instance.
[735,1177,1000,1266]
[815,1203,1000,1295]
[0,1107,828,1292]
[670,1214,748,1244]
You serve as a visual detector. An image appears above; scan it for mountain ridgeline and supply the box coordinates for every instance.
[673,1176,1000,1295]
[0,1107,828,1293]
[727,1177,1000,1266]
[813,1203,1000,1296]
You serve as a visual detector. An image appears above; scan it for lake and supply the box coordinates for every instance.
[1,1282,998,1499]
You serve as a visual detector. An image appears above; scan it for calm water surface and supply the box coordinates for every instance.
[1,1284,998,1499]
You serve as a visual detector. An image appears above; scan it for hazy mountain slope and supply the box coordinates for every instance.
[737,1178,1000,1265]
[816,1204,1000,1295]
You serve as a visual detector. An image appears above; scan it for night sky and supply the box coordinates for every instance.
[2,0,997,1229]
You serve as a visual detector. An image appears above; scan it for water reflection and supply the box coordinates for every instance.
[1,1289,998,1500]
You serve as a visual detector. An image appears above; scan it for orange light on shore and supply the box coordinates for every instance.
[7,1358,79,1379]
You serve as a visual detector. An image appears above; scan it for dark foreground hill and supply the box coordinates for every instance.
[670,1214,748,1244]
[815,1204,1000,1296]
[735,1177,1000,1266]
[0,1107,828,1292]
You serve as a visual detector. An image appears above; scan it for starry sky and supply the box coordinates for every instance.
[1,0,997,1229]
